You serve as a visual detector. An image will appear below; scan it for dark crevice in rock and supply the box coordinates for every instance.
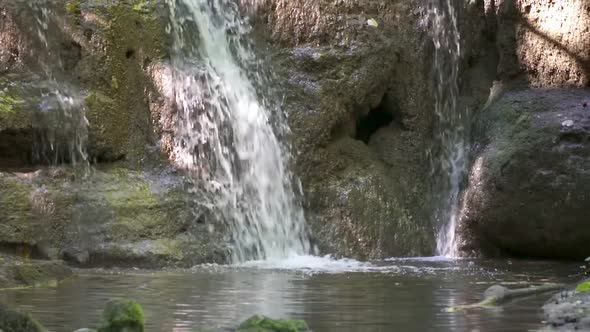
[0,243,49,260]
[125,48,136,59]
[0,129,34,170]
[355,93,403,144]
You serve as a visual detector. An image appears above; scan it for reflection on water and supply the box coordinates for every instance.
[0,258,577,331]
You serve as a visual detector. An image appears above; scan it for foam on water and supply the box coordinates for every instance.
[232,255,466,275]
[237,255,377,273]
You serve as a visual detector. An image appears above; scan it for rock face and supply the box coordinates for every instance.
[459,89,590,259]
[256,0,495,258]
[1,0,587,263]
[0,166,226,267]
[1,0,500,261]
[0,1,228,267]
[489,0,590,87]
[0,0,169,166]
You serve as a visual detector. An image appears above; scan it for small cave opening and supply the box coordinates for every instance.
[125,48,136,59]
[355,94,399,144]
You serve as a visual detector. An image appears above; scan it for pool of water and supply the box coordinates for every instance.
[0,256,578,331]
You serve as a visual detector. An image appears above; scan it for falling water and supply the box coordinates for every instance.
[166,0,312,262]
[27,1,89,169]
[429,0,466,257]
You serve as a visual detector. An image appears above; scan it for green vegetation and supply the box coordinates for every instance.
[0,90,22,113]
[576,281,590,293]
[237,315,310,332]
[98,299,145,332]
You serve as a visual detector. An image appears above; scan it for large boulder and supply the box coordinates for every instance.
[0,165,227,267]
[458,89,590,259]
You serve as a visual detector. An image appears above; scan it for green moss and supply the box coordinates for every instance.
[0,91,22,113]
[65,1,81,15]
[101,170,176,240]
[0,177,34,244]
[237,315,310,332]
[98,299,144,332]
[153,239,184,262]
[576,281,590,293]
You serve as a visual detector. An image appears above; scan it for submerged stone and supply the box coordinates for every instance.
[98,299,144,332]
[0,303,46,332]
[237,315,310,332]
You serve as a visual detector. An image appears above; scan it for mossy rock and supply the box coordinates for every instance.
[98,299,144,332]
[0,303,46,332]
[237,315,310,332]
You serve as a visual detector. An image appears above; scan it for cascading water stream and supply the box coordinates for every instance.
[166,0,312,263]
[428,0,466,258]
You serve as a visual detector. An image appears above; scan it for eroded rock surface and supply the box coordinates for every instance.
[459,89,590,259]
[0,166,227,267]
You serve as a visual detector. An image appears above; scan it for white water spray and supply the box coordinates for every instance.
[429,0,466,257]
[167,0,312,262]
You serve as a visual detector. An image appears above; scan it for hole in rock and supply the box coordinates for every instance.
[0,243,49,260]
[125,49,136,59]
[355,94,399,144]
[0,129,34,171]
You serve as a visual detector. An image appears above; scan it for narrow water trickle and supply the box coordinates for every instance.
[166,0,312,262]
[28,1,89,169]
[428,0,467,258]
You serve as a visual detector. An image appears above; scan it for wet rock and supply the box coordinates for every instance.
[543,281,590,330]
[0,165,227,268]
[0,0,170,165]
[237,315,310,332]
[98,299,144,332]
[0,303,46,332]
[459,89,590,259]
[255,0,494,258]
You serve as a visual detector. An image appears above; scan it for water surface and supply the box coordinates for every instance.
[0,257,577,331]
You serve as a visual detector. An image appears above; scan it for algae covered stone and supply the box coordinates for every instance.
[0,303,46,332]
[237,315,310,332]
[98,298,144,332]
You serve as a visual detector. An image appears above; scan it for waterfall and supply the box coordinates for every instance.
[166,0,312,262]
[428,0,466,257]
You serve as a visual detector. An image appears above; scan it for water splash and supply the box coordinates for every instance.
[428,0,466,257]
[166,0,312,262]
